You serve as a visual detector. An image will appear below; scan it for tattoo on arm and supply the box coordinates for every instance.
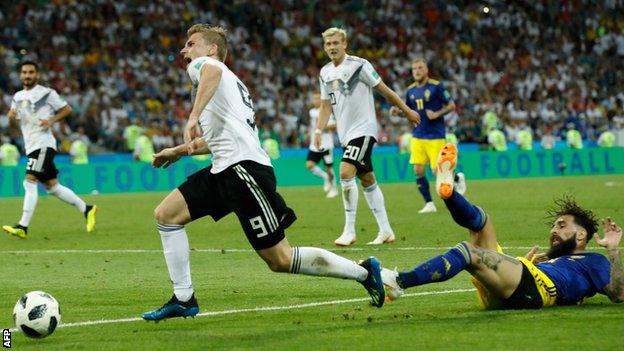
[470,247,520,271]
[605,249,624,303]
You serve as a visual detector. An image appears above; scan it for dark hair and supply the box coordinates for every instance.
[19,60,39,71]
[546,195,599,241]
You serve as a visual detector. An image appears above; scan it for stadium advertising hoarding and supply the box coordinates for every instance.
[0,148,622,197]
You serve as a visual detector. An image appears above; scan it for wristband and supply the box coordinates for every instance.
[314,129,322,135]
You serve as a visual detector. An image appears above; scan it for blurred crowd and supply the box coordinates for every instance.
[0,0,623,155]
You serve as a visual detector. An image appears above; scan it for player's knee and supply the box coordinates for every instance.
[265,255,291,272]
[154,204,175,224]
[414,165,425,177]
[339,170,353,180]
[462,241,479,265]
[305,161,315,170]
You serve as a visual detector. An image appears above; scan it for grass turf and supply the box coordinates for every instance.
[1,175,623,350]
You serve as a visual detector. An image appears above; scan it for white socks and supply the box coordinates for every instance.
[157,224,194,302]
[290,247,368,282]
[19,180,38,227]
[363,182,393,234]
[47,183,87,213]
[340,177,358,234]
[310,165,329,180]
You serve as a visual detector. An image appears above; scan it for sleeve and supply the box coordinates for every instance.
[360,59,382,87]
[437,82,452,105]
[10,97,16,110]
[47,89,68,111]
[186,57,212,83]
[319,75,329,100]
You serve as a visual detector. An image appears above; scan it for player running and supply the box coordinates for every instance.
[142,24,386,321]
[3,61,97,238]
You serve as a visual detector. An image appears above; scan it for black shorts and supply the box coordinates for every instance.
[178,161,297,250]
[26,148,59,182]
[306,149,333,166]
[341,136,376,175]
[501,262,544,309]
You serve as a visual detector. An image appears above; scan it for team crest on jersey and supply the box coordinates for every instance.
[424,90,431,101]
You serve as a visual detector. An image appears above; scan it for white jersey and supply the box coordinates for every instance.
[308,107,335,152]
[319,55,381,145]
[10,85,67,154]
[187,56,271,174]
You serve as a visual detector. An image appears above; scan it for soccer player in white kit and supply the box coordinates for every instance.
[3,61,97,239]
[306,92,338,198]
[142,24,387,321]
[315,28,420,246]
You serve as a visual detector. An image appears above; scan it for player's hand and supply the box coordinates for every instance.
[8,110,18,121]
[425,110,439,120]
[525,245,548,263]
[184,117,201,154]
[406,110,421,125]
[313,133,322,151]
[595,217,623,250]
[389,106,403,116]
[153,147,181,169]
[39,119,52,129]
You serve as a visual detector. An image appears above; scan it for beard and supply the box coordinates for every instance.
[547,233,577,259]
[22,78,36,88]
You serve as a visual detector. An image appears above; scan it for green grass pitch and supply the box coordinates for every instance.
[1,175,623,350]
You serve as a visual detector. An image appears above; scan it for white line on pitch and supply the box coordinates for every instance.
[7,288,475,332]
[0,247,538,254]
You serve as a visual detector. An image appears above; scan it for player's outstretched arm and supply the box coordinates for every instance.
[595,217,624,303]
[153,138,210,169]
[374,81,420,124]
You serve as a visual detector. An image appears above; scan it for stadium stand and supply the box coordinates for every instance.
[0,1,623,152]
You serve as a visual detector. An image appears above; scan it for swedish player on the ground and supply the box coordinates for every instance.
[382,143,624,309]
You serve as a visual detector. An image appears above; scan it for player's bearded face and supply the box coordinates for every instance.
[547,232,577,259]
[20,65,39,88]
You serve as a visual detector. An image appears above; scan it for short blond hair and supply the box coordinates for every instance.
[187,24,228,61]
[412,57,428,66]
[322,27,347,42]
